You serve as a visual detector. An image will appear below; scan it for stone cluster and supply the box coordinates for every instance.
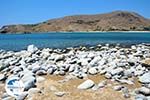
[0,44,150,100]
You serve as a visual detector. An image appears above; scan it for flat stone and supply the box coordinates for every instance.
[77,79,95,90]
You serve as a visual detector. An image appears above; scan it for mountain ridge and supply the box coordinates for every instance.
[1,11,150,33]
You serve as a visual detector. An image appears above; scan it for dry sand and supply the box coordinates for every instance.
[31,74,141,100]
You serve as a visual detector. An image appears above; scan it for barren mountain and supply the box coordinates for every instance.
[0,11,150,33]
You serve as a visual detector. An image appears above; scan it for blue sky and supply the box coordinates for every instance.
[0,0,150,27]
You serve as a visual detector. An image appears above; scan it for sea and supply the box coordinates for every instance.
[0,32,150,51]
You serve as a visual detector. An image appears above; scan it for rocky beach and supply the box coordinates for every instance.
[0,44,150,100]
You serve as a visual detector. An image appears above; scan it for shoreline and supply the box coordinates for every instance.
[0,31,150,34]
[1,43,150,52]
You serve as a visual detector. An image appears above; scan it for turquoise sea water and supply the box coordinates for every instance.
[0,32,150,51]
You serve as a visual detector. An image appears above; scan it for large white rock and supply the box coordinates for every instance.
[27,45,38,53]
[139,72,150,84]
[77,79,95,90]
[137,87,150,95]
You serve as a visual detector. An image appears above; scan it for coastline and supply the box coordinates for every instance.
[0,31,150,34]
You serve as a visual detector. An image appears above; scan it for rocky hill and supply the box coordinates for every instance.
[1,11,150,33]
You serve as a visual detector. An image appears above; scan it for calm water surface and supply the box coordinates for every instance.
[0,32,150,51]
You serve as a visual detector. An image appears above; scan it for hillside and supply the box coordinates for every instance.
[0,11,150,33]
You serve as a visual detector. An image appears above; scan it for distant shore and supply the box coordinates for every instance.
[1,31,150,34]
